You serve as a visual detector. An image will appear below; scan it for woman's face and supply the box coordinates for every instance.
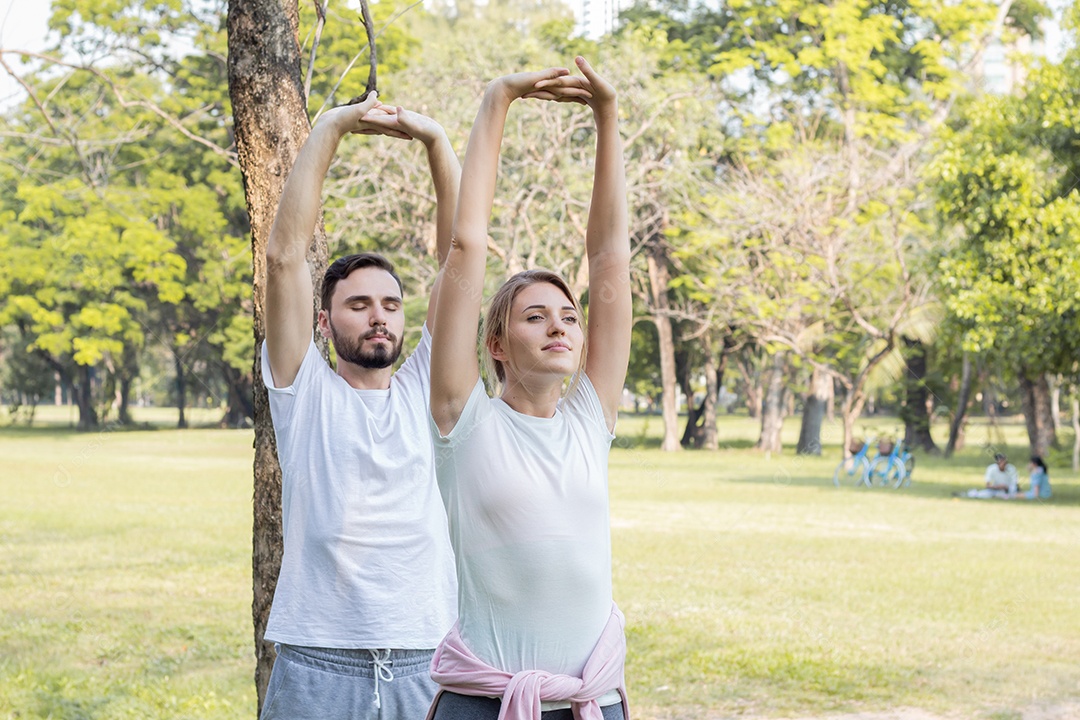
[491,282,584,384]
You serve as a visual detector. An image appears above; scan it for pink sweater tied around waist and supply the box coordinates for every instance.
[426,604,629,720]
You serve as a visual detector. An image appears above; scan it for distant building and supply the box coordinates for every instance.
[564,0,632,39]
[981,9,1064,95]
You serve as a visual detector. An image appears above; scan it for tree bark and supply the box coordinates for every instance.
[74,364,98,430]
[702,339,718,451]
[646,244,681,452]
[174,351,188,429]
[678,333,719,450]
[944,352,973,459]
[1071,389,1079,473]
[757,350,786,453]
[901,336,938,454]
[676,344,699,447]
[228,0,327,710]
[1048,375,1061,434]
[1018,369,1057,458]
[222,363,255,428]
[825,377,836,422]
[796,366,831,455]
[734,350,762,420]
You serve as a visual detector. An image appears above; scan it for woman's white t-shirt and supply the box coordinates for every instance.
[431,374,616,679]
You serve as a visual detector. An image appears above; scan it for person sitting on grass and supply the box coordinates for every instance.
[1018,456,1052,500]
[960,453,1020,499]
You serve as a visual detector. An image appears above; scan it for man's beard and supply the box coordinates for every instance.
[330,322,403,370]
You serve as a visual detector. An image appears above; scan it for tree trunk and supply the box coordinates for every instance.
[796,366,830,455]
[1048,375,1061,434]
[228,0,326,709]
[757,351,786,454]
[117,377,132,424]
[114,343,139,425]
[222,364,255,428]
[1071,389,1079,473]
[174,351,188,429]
[945,352,973,459]
[735,351,762,420]
[702,340,718,451]
[840,393,857,460]
[676,345,700,447]
[74,364,98,431]
[825,377,836,422]
[1018,369,1057,458]
[901,337,939,454]
[646,244,680,452]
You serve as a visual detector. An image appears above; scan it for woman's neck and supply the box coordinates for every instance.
[499,376,564,418]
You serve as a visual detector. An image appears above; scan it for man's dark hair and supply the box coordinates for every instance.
[320,253,404,311]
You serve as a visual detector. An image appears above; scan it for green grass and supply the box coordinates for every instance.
[2,409,1078,719]
[0,425,255,719]
[2,403,228,430]
[612,414,1080,718]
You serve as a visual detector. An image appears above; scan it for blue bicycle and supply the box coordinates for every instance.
[833,438,874,487]
[867,438,915,489]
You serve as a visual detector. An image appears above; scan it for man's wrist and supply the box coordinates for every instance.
[312,111,351,141]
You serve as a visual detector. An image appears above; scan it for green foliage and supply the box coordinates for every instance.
[300,0,423,113]
[929,69,1080,375]
[0,0,249,427]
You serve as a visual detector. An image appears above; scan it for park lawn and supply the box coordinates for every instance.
[1,410,1078,719]
[0,425,256,719]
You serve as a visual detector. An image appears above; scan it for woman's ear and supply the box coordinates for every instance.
[488,335,507,362]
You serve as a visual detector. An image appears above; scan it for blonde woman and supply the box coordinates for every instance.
[427,57,631,720]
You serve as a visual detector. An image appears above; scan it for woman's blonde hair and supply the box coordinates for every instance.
[482,269,588,394]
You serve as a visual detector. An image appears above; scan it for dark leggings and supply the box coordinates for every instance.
[430,691,626,720]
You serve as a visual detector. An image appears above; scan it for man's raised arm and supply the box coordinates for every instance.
[390,109,462,328]
[264,94,401,387]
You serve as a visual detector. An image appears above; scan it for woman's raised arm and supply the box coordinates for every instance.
[429,69,571,435]
[539,58,630,431]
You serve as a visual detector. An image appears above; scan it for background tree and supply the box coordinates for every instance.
[930,84,1080,458]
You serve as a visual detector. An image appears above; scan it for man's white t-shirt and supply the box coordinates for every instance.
[984,462,1019,495]
[261,326,456,648]
[431,374,616,680]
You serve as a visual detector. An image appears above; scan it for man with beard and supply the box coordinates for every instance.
[259,93,458,720]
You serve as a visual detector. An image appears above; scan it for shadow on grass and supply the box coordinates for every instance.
[0,420,233,438]
[0,423,164,438]
[613,436,759,451]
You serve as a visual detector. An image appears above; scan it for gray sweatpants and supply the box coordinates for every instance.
[260,645,437,720]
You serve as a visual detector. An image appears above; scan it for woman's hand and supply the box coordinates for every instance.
[487,67,571,105]
[527,56,616,114]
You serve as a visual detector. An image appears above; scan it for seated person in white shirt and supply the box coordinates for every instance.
[959,453,1019,499]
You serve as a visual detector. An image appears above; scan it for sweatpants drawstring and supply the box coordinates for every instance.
[369,649,395,708]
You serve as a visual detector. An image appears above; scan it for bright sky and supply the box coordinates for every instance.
[0,0,52,107]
